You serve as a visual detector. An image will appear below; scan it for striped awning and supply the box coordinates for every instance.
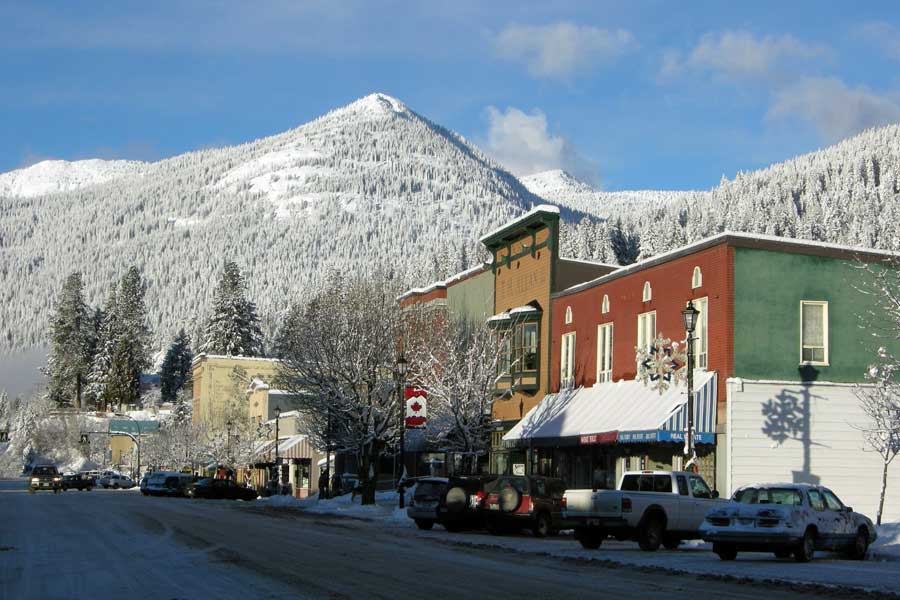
[254,435,319,460]
[502,371,717,448]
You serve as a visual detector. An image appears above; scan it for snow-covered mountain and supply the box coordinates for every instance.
[0,159,146,198]
[0,93,544,352]
[522,169,696,218]
[2,93,899,356]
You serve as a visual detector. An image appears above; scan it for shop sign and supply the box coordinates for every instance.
[405,387,427,429]
[579,431,618,445]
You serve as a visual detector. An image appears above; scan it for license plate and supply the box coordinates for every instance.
[489,504,499,510]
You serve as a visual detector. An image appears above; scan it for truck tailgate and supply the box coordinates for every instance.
[564,489,622,518]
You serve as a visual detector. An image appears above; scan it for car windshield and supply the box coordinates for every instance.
[32,467,56,476]
[733,487,803,506]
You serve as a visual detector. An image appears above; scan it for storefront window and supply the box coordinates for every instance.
[522,323,538,371]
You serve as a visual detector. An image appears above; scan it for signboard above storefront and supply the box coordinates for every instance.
[579,431,618,445]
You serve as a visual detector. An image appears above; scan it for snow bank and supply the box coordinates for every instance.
[872,522,900,560]
[256,487,416,528]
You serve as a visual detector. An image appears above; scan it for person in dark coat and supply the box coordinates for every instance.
[318,469,329,498]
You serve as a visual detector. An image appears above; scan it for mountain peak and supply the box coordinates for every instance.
[521,169,596,196]
[339,93,410,118]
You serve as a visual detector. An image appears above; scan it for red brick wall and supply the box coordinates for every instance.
[551,242,733,420]
[399,286,447,309]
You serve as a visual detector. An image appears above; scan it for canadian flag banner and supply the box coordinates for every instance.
[404,386,427,429]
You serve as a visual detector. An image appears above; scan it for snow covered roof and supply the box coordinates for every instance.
[192,353,280,365]
[559,256,619,270]
[556,230,900,299]
[479,204,560,246]
[487,304,542,323]
[397,263,489,301]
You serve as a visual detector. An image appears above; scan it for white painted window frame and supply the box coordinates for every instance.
[800,300,829,366]
[601,294,610,314]
[597,322,613,383]
[692,296,709,369]
[637,310,656,353]
[565,306,573,324]
[642,281,652,302]
[692,266,702,289]
[561,332,576,387]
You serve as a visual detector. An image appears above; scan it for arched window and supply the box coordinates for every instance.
[642,282,652,302]
[601,294,610,314]
[565,306,573,324]
[692,266,703,289]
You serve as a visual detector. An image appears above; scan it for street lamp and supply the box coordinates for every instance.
[396,353,408,508]
[274,406,281,493]
[681,300,700,467]
[225,420,233,470]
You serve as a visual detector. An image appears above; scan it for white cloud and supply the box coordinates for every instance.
[663,30,828,81]
[768,77,900,142]
[854,21,900,60]
[494,22,637,79]
[482,106,597,183]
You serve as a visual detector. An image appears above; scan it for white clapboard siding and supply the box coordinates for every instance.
[726,379,899,522]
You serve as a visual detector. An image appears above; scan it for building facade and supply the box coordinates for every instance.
[505,232,900,520]
[192,354,280,428]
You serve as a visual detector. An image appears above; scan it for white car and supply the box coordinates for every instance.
[701,483,877,562]
[99,474,135,489]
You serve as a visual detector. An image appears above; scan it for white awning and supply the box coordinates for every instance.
[502,370,717,448]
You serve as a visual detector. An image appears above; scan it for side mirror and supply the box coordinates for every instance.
[844,506,853,513]
[711,490,720,499]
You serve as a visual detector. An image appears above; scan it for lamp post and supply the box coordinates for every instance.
[396,353,408,509]
[274,406,281,492]
[681,300,700,468]
[225,420,233,471]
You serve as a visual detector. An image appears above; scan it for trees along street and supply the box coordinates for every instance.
[275,276,404,504]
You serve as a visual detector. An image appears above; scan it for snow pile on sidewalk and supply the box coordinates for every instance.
[256,487,416,528]
[872,522,900,559]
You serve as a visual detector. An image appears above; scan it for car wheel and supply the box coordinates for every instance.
[663,534,681,550]
[532,512,551,538]
[415,519,435,531]
[773,549,792,559]
[794,528,816,563]
[848,528,869,560]
[577,529,604,550]
[638,517,664,552]
[714,542,738,561]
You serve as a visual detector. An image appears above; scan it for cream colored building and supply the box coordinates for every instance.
[192,354,280,428]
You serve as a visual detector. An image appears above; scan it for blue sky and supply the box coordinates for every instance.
[2,1,900,190]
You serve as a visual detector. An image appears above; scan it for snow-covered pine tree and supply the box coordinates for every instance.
[111,266,151,410]
[201,262,263,357]
[160,329,193,403]
[86,289,118,410]
[46,272,94,409]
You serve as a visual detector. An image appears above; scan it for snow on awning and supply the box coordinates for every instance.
[502,371,717,448]
[488,305,542,326]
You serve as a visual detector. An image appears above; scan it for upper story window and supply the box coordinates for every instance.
[565,306,573,324]
[801,301,828,365]
[642,282,652,302]
[692,266,703,289]
[518,322,539,372]
[693,297,708,369]
[597,322,613,383]
[561,332,576,388]
[637,310,656,353]
[601,294,610,314]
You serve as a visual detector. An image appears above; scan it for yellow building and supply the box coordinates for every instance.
[192,354,281,428]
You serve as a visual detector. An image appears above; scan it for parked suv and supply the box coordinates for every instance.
[438,475,498,532]
[406,475,498,532]
[407,477,448,530]
[484,475,567,537]
[29,465,61,493]
[61,473,94,491]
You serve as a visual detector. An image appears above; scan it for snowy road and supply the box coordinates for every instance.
[1,478,897,600]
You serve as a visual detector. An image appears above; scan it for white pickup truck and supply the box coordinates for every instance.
[564,470,724,551]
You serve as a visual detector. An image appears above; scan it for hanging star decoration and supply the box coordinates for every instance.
[636,333,687,394]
